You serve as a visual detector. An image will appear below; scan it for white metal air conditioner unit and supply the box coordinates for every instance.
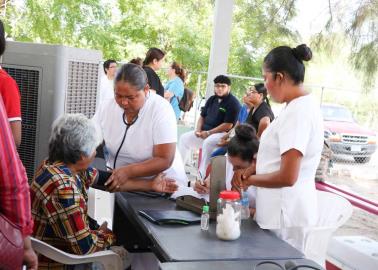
[2,41,102,180]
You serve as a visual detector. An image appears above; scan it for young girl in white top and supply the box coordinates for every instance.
[232,44,324,252]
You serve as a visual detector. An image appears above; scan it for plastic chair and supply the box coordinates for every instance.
[30,237,123,270]
[303,191,353,267]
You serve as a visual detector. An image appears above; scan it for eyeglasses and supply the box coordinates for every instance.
[214,83,229,89]
[246,89,259,96]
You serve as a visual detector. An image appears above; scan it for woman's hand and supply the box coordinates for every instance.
[23,236,38,270]
[217,137,229,147]
[232,160,257,193]
[193,177,210,194]
[217,133,229,146]
[99,221,108,231]
[98,221,112,234]
[98,221,113,234]
[242,160,256,180]
[231,169,244,193]
[105,167,129,192]
[151,173,178,193]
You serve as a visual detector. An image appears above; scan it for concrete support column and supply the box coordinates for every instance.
[205,0,234,99]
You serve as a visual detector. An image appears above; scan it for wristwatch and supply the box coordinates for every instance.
[206,130,211,136]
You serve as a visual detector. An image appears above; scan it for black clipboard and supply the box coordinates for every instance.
[138,210,201,225]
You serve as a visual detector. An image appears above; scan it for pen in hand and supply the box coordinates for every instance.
[198,170,204,186]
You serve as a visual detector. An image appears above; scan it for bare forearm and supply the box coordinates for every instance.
[196,117,204,131]
[245,166,299,188]
[257,117,270,138]
[208,123,233,134]
[120,178,153,191]
[23,236,38,270]
[245,171,292,188]
[124,157,171,178]
[244,149,301,188]
[10,121,22,148]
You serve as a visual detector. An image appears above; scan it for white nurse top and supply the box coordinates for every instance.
[98,75,114,106]
[255,94,323,229]
[93,92,188,186]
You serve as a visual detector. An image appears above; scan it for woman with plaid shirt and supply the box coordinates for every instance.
[30,114,116,269]
[30,114,177,269]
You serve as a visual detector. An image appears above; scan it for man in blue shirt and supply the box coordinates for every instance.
[178,75,241,178]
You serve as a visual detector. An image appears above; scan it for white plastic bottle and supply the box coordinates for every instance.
[241,192,250,220]
[200,205,210,231]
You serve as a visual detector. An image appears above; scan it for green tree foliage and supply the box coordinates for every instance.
[1,0,376,94]
[2,0,298,97]
[311,0,378,91]
[349,0,378,91]
[115,0,213,70]
[2,0,216,91]
[228,0,298,96]
[3,0,120,57]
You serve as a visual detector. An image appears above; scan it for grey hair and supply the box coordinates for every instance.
[48,113,102,164]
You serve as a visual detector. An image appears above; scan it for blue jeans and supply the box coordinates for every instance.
[211,147,227,157]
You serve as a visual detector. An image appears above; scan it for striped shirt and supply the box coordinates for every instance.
[0,95,33,236]
[30,160,115,269]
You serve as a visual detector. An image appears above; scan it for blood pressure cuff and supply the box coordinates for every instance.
[92,170,112,190]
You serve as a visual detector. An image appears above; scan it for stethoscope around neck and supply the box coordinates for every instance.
[113,112,139,169]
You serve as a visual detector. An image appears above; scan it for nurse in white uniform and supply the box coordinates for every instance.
[93,63,188,192]
[232,44,323,252]
[93,63,190,270]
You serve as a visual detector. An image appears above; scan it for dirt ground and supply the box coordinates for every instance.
[334,207,378,241]
[326,160,378,241]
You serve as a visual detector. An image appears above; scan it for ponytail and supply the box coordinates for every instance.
[171,62,186,83]
[255,83,271,107]
[264,96,270,107]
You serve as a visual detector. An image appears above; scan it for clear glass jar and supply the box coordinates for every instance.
[216,190,241,240]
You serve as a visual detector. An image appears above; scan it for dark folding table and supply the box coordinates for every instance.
[159,259,324,270]
[113,192,305,263]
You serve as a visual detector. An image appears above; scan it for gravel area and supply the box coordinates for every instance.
[326,155,378,241]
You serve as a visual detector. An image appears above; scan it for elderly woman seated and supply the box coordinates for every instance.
[30,113,177,269]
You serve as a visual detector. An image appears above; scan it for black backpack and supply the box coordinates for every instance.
[177,88,195,112]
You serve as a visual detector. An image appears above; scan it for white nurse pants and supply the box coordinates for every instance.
[269,213,309,253]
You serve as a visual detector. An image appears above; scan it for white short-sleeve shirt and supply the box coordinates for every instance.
[98,75,114,106]
[93,92,188,186]
[255,94,323,229]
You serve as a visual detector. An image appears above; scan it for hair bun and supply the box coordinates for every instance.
[235,124,256,142]
[292,44,312,62]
